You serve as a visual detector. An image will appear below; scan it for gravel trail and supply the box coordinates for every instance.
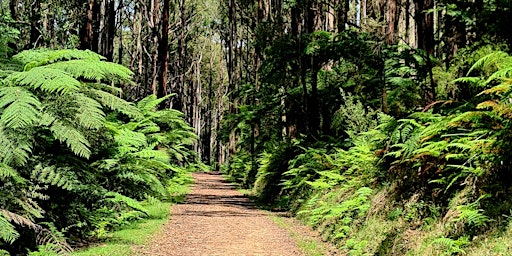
[139,172,304,256]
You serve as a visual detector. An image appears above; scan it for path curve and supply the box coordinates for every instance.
[139,172,304,256]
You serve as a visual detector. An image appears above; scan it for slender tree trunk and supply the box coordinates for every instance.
[29,0,41,48]
[386,0,397,44]
[92,0,100,52]
[9,0,18,20]
[415,0,436,104]
[337,0,348,32]
[157,0,170,103]
[118,0,124,64]
[81,0,94,50]
[105,0,116,61]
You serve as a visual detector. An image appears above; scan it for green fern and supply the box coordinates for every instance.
[30,165,77,191]
[0,86,41,129]
[49,120,91,158]
[72,93,106,129]
[0,162,25,184]
[13,49,103,66]
[0,211,19,244]
[6,67,80,95]
[104,191,148,215]
[432,236,469,256]
[87,88,142,119]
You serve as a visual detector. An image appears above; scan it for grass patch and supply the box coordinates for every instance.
[74,171,193,256]
[270,215,326,256]
[73,201,172,256]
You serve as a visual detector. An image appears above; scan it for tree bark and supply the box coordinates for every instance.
[81,0,95,50]
[415,0,436,104]
[29,0,41,48]
[157,0,170,103]
[386,0,397,44]
[9,0,17,20]
[118,0,124,64]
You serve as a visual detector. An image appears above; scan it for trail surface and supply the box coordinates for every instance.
[139,172,305,256]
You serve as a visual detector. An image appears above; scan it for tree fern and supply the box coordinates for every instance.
[72,93,106,129]
[104,192,148,215]
[87,88,142,119]
[13,49,103,66]
[0,127,33,166]
[0,211,19,244]
[45,60,133,83]
[6,67,80,95]
[49,120,91,158]
[0,86,41,129]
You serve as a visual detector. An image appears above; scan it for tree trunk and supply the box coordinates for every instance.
[92,0,101,52]
[118,0,124,64]
[337,0,348,32]
[29,0,41,48]
[104,0,115,61]
[9,0,18,20]
[415,0,436,104]
[81,0,95,50]
[157,0,170,103]
[386,0,397,44]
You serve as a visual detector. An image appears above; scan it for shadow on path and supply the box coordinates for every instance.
[176,172,260,217]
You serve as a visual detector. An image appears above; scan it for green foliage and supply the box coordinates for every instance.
[0,49,201,254]
[225,47,512,255]
[0,213,18,244]
[432,236,469,256]
[332,89,378,136]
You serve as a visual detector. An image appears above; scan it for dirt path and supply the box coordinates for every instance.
[139,172,305,256]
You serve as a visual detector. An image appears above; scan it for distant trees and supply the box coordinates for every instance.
[2,0,512,178]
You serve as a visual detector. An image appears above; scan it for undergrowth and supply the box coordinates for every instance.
[223,49,512,255]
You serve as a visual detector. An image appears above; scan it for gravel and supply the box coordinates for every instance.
[138,172,304,256]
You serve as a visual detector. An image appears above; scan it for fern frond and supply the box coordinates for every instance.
[31,165,77,190]
[117,172,146,183]
[46,60,133,82]
[6,67,80,94]
[467,51,510,75]
[0,163,25,184]
[111,128,147,148]
[453,76,481,85]
[137,94,174,113]
[93,159,119,170]
[105,192,148,215]
[0,127,32,166]
[447,111,486,126]
[13,49,103,66]
[139,123,161,134]
[50,120,91,158]
[72,93,106,129]
[139,172,167,196]
[476,100,500,110]
[131,149,169,161]
[0,213,19,244]
[0,209,40,231]
[478,84,511,96]
[87,88,142,119]
[35,223,73,255]
[0,86,41,129]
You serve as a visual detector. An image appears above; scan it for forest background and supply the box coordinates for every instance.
[2,0,512,255]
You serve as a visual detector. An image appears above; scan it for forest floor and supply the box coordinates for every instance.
[136,172,338,256]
